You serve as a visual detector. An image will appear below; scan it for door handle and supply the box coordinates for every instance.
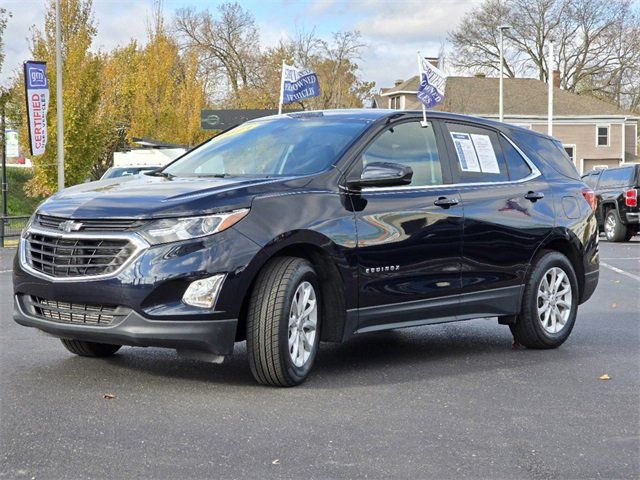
[434,196,459,208]
[524,191,545,202]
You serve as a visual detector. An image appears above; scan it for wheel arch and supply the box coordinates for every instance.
[533,231,585,301]
[234,231,351,343]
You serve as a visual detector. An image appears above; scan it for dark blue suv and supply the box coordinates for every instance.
[13,110,600,386]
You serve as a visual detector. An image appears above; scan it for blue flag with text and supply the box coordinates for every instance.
[23,61,50,156]
[417,58,446,109]
[281,64,320,104]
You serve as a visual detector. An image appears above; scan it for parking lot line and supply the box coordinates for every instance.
[600,262,640,282]
[0,269,12,274]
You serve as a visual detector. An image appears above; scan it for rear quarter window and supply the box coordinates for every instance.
[509,130,580,180]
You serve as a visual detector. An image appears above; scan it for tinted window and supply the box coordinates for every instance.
[446,123,509,183]
[500,138,532,180]
[361,121,443,186]
[509,130,581,180]
[165,116,368,177]
[599,167,634,189]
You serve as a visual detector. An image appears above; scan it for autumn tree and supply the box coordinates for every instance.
[174,2,260,105]
[13,0,106,195]
[0,7,11,74]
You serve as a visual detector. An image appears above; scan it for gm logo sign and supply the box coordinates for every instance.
[27,65,47,88]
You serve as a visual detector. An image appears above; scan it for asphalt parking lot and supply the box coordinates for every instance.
[1,238,638,479]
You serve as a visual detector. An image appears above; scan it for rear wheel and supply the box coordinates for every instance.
[246,257,321,387]
[60,339,121,357]
[510,251,578,349]
[604,209,628,242]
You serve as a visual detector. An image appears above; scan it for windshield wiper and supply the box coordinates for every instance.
[195,173,233,178]
[146,170,175,179]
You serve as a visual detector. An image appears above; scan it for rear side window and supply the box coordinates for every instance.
[598,167,635,189]
[446,123,509,182]
[500,138,532,180]
[361,121,443,186]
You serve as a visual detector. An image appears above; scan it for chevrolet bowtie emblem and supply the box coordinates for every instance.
[58,220,83,233]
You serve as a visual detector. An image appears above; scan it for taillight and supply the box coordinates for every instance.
[582,188,596,210]
[625,189,638,207]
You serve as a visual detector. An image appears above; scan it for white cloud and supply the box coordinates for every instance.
[356,0,480,42]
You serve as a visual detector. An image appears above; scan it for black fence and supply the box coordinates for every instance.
[1,215,30,247]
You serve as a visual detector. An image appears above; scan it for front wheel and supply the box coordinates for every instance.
[510,251,579,349]
[246,257,321,387]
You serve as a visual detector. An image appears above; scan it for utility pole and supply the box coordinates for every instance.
[547,40,555,136]
[498,25,510,123]
[55,0,65,191]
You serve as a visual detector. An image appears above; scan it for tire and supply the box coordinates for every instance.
[604,209,628,242]
[510,251,579,349]
[246,257,321,387]
[60,339,122,357]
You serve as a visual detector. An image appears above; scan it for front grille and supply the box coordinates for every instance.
[27,296,127,325]
[35,214,146,232]
[25,232,135,278]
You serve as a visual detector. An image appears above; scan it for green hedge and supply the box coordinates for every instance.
[3,167,46,216]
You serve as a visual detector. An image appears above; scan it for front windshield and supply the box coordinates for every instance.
[164,115,370,177]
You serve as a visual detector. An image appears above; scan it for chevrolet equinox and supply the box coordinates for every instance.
[13,110,600,386]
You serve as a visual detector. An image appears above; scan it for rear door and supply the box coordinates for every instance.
[442,121,555,317]
[348,119,464,332]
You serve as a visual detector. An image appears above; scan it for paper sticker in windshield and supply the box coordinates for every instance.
[450,132,480,172]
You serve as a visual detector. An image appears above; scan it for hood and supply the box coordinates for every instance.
[37,174,299,219]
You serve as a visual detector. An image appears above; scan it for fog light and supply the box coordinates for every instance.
[182,274,225,309]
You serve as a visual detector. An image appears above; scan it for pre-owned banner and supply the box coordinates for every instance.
[24,61,49,156]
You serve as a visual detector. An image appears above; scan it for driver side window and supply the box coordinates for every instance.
[361,121,443,187]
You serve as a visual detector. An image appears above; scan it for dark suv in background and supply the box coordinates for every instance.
[14,110,599,386]
[582,164,639,242]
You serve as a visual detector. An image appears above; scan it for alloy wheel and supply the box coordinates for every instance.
[288,281,318,367]
[537,267,572,334]
[605,213,616,240]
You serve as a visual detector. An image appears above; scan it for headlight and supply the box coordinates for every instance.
[139,209,249,245]
[21,213,36,239]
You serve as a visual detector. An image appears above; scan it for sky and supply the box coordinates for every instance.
[1,0,482,90]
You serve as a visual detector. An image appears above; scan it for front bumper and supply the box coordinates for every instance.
[14,294,238,355]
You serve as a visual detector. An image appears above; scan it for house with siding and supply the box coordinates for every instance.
[372,74,639,174]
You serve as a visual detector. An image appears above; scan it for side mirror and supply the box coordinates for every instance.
[347,162,413,189]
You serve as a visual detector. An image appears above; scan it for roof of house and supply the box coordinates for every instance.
[380,76,637,117]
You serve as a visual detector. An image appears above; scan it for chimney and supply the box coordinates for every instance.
[474,72,486,78]
[553,69,561,88]
[424,57,439,69]
[394,79,403,86]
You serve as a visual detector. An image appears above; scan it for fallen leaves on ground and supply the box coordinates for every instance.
[103,393,117,399]
[598,374,611,381]
[272,459,280,465]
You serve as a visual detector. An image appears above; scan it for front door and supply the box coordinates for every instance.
[347,119,463,332]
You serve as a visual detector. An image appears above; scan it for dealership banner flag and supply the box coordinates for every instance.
[278,62,320,113]
[24,61,49,156]
[417,56,446,110]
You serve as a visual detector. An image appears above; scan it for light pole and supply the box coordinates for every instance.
[547,40,555,136]
[498,25,510,123]
[55,0,64,191]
